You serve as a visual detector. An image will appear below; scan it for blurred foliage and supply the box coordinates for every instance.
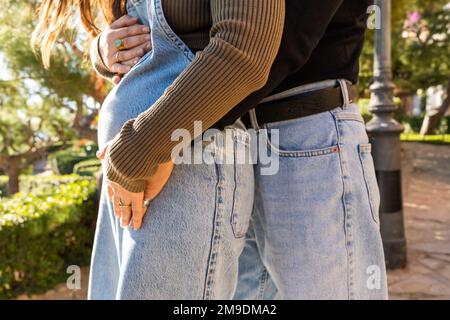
[0,174,96,299]
[394,0,450,92]
[74,158,102,177]
[0,0,108,148]
[0,0,99,102]
[358,98,450,135]
[0,82,76,157]
[0,173,93,198]
[0,0,105,193]
[358,97,402,122]
[401,133,450,144]
[0,176,7,197]
[360,0,450,95]
[358,98,376,123]
[0,80,76,194]
[48,144,99,175]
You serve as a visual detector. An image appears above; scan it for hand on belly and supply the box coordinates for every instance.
[98,14,153,85]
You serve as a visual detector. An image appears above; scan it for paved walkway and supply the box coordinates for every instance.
[17,142,450,300]
[388,142,450,299]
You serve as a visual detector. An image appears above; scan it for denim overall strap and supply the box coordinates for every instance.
[150,0,196,61]
[97,0,197,149]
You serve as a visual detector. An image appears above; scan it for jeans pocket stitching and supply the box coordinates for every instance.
[263,124,339,158]
[203,160,226,299]
[230,137,251,238]
[266,133,339,158]
[358,143,380,224]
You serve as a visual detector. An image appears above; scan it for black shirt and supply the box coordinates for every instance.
[215,0,373,128]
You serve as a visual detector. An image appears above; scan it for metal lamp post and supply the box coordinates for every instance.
[367,0,407,269]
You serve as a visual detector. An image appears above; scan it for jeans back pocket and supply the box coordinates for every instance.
[263,111,340,158]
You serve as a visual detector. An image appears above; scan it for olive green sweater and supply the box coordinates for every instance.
[91,0,285,192]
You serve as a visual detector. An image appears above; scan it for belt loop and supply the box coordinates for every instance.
[337,79,350,110]
[249,108,261,131]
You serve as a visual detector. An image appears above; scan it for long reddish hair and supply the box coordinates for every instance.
[31,0,126,67]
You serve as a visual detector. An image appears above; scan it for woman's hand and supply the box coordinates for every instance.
[98,15,152,81]
[96,144,174,230]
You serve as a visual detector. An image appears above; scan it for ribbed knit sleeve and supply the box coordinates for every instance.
[104,0,285,192]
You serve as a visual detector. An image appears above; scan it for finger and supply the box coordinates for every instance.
[112,75,122,85]
[110,15,139,29]
[112,192,121,218]
[110,63,131,75]
[96,146,107,160]
[113,46,145,63]
[113,24,151,40]
[122,33,151,50]
[131,194,145,230]
[120,205,133,227]
[107,183,114,202]
[144,162,174,201]
[121,57,141,67]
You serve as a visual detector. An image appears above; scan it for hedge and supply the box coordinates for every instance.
[49,152,91,175]
[0,176,7,198]
[401,133,450,144]
[48,144,98,175]
[0,175,97,299]
[73,158,102,177]
[0,174,92,197]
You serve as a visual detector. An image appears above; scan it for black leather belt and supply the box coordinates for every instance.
[242,82,359,128]
[193,49,359,128]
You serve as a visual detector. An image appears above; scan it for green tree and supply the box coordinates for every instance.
[0,81,74,194]
[0,0,110,194]
[394,0,449,92]
[0,0,109,144]
[360,0,449,94]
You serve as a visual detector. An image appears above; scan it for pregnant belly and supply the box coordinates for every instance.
[97,49,190,149]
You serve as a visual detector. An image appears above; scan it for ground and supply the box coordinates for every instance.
[388,142,450,299]
[16,142,450,300]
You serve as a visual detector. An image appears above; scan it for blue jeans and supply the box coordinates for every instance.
[89,0,254,299]
[233,80,388,299]
[89,0,387,299]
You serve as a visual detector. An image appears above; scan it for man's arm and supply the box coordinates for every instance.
[105,0,285,192]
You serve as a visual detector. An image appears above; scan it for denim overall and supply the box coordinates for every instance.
[89,0,254,299]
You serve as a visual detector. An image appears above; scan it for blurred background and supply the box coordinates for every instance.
[0,0,449,299]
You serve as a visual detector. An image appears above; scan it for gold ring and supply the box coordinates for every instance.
[118,198,131,208]
[114,38,126,50]
[144,199,151,207]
